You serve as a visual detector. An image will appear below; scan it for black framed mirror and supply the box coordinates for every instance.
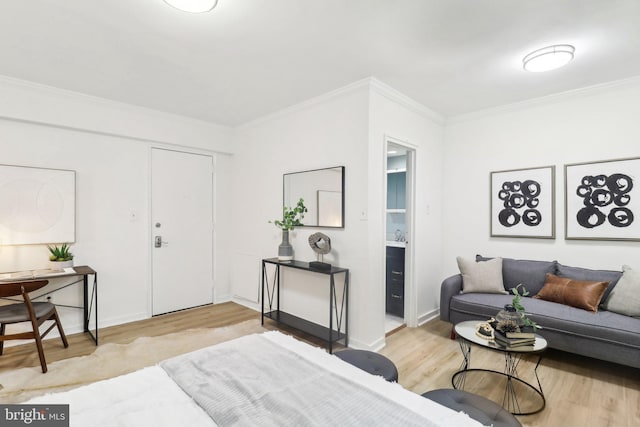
[283,166,345,228]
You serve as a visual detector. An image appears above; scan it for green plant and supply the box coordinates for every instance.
[269,198,307,231]
[511,284,538,331]
[48,243,74,262]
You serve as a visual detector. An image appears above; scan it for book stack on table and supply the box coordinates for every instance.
[494,330,535,349]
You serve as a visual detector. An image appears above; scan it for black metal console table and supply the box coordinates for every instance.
[261,258,349,353]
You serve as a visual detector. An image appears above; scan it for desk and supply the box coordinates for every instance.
[261,258,349,353]
[0,266,98,345]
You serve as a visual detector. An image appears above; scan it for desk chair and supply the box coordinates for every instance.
[0,280,69,373]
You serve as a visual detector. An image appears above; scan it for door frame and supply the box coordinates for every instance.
[148,146,217,317]
[384,135,418,328]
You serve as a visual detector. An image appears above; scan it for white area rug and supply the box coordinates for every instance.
[0,319,265,403]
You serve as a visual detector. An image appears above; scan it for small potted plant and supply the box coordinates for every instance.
[511,284,539,332]
[48,243,74,270]
[269,198,307,261]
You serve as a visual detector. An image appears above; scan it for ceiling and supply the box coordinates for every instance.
[1,1,639,127]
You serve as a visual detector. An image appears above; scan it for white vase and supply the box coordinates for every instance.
[49,260,74,270]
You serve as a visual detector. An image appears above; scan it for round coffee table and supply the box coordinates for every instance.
[453,320,547,415]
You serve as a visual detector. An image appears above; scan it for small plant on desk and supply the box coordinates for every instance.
[48,244,74,262]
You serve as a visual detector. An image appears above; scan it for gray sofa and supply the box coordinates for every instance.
[440,256,640,369]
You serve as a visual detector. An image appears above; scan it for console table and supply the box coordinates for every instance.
[261,258,349,353]
[0,266,98,345]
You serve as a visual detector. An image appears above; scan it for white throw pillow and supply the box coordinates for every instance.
[457,256,506,294]
[602,265,640,318]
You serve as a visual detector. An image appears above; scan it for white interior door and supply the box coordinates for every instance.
[151,148,214,315]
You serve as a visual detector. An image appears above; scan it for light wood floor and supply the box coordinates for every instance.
[1,302,638,427]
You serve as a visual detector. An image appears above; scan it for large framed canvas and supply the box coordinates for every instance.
[565,157,640,241]
[490,165,555,238]
[0,164,76,245]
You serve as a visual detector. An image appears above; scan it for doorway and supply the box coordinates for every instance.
[151,148,214,315]
[384,139,415,333]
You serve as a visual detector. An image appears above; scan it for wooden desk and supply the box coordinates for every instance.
[0,265,98,345]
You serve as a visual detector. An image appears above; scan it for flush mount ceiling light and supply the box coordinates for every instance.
[523,44,575,72]
[163,0,218,13]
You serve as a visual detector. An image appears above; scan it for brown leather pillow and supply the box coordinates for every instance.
[534,273,609,312]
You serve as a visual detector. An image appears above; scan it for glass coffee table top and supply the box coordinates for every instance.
[455,320,548,353]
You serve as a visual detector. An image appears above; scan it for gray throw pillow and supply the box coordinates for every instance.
[457,256,506,294]
[602,265,640,317]
[476,255,556,295]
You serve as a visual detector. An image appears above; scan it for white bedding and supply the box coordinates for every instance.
[27,366,218,427]
[27,332,483,427]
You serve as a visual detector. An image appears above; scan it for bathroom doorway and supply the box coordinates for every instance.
[384,138,415,334]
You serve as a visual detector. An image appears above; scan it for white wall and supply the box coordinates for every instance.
[369,82,446,325]
[231,79,446,349]
[231,81,376,347]
[0,77,234,335]
[442,78,640,278]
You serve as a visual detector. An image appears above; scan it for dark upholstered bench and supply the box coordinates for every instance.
[422,389,521,427]
[334,349,399,382]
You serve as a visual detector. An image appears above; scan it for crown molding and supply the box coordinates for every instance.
[238,78,373,129]
[447,75,640,125]
[368,78,445,125]
[0,74,234,154]
[239,77,445,129]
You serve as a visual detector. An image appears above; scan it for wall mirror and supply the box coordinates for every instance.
[283,166,345,228]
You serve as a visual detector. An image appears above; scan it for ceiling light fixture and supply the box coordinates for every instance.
[523,44,575,72]
[163,0,219,13]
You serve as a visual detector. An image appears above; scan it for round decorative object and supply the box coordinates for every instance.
[308,232,331,255]
[495,304,524,330]
[475,322,495,340]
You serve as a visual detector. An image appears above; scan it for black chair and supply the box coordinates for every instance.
[334,349,399,382]
[0,280,69,373]
[422,389,522,427]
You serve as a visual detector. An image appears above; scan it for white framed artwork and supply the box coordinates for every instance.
[565,157,639,241]
[490,165,555,239]
[0,164,76,245]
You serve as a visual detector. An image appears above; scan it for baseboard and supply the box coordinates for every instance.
[231,297,260,313]
[347,335,386,352]
[98,312,149,330]
[418,308,440,326]
[214,294,233,304]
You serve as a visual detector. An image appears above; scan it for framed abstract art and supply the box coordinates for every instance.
[565,157,640,241]
[490,165,555,239]
[0,164,76,245]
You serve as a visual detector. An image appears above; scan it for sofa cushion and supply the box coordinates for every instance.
[534,273,609,312]
[602,265,640,317]
[556,263,622,305]
[476,255,556,295]
[457,256,506,294]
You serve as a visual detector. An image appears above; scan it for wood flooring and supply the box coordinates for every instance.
[1,302,638,427]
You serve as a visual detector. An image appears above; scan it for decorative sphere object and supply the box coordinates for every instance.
[495,304,524,330]
[308,232,331,255]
